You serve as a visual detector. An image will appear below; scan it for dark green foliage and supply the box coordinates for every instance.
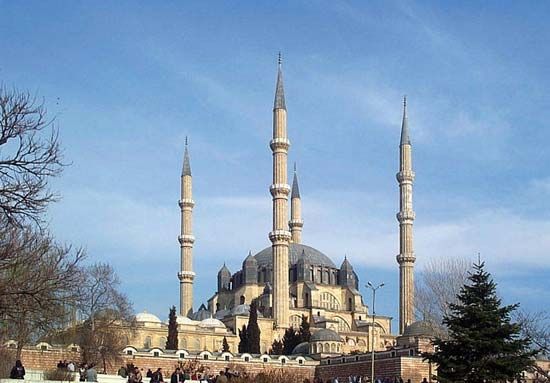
[282,327,300,355]
[424,262,536,383]
[246,300,261,354]
[166,306,178,350]
[270,339,284,355]
[238,325,248,353]
[298,315,311,343]
[222,336,230,353]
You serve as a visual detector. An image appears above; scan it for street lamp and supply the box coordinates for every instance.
[366,281,384,383]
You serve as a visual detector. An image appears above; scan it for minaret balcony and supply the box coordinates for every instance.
[289,219,304,228]
[178,234,195,245]
[269,230,291,244]
[396,254,416,264]
[396,211,415,222]
[270,184,291,196]
[178,270,196,281]
[396,171,415,182]
[178,199,195,208]
[269,138,290,151]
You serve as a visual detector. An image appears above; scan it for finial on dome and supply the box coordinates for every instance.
[278,51,282,66]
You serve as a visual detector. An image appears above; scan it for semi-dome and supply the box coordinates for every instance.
[311,329,343,342]
[136,311,161,323]
[291,341,310,354]
[253,243,336,268]
[198,317,226,329]
[214,309,230,320]
[402,320,434,337]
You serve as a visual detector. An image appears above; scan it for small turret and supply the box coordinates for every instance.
[217,263,231,291]
[339,256,358,289]
[243,251,258,285]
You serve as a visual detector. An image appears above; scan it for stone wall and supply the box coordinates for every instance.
[8,347,315,380]
[315,353,433,383]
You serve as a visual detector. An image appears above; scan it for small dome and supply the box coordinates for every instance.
[190,304,211,321]
[311,329,342,342]
[176,315,197,325]
[136,311,161,323]
[291,341,310,355]
[199,317,226,329]
[402,320,435,337]
[230,304,263,318]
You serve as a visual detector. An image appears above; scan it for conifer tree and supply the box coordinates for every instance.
[222,336,230,352]
[238,324,248,353]
[246,300,261,353]
[270,339,283,355]
[425,262,535,383]
[298,315,311,343]
[166,306,178,350]
[282,327,300,355]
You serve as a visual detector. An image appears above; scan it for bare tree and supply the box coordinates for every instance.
[77,263,134,372]
[415,257,471,336]
[0,87,64,227]
[517,310,550,381]
[0,224,85,356]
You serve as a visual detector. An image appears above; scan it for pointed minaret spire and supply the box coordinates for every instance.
[178,138,195,316]
[182,136,192,176]
[291,163,300,199]
[274,53,286,110]
[289,162,303,244]
[400,96,410,146]
[396,97,416,334]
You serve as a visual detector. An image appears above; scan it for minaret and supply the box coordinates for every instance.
[289,163,303,244]
[396,97,416,334]
[178,138,195,316]
[269,54,291,328]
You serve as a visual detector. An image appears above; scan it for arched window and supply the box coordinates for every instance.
[320,292,340,310]
[240,295,245,304]
[334,316,350,332]
[348,297,353,311]
[331,343,336,353]
[290,315,302,330]
[144,336,152,349]
[305,293,309,307]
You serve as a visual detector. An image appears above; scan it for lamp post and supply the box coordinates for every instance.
[366,281,384,383]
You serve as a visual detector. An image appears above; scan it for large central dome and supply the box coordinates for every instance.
[253,243,337,268]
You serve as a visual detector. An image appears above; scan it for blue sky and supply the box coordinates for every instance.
[1,1,549,328]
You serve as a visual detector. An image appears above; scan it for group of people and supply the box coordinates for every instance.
[117,366,238,383]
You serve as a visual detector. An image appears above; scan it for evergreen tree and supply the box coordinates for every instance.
[298,315,311,343]
[238,324,248,353]
[282,327,300,355]
[270,339,284,355]
[222,336,230,352]
[425,262,535,383]
[246,300,261,354]
[165,306,178,350]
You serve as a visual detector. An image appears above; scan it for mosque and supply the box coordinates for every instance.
[130,58,418,356]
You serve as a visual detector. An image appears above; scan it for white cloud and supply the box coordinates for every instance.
[50,186,550,275]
